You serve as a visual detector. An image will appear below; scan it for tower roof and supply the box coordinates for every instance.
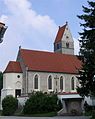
[54,23,67,43]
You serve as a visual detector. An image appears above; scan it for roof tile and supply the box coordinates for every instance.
[20,49,82,74]
[54,24,66,43]
[4,61,22,73]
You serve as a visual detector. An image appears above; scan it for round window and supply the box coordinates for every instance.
[17,75,20,78]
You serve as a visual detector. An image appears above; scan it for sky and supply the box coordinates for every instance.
[0,0,88,71]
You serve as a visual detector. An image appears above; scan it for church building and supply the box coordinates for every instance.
[1,22,83,115]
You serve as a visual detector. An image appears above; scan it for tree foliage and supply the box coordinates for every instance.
[77,1,95,97]
[23,91,62,114]
[2,95,18,116]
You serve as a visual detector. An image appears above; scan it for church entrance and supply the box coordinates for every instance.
[15,89,21,97]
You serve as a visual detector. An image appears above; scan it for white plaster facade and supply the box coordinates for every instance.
[27,71,79,94]
[1,72,22,109]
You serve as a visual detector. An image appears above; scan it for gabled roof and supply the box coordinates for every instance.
[19,49,82,74]
[54,23,67,44]
[4,61,22,73]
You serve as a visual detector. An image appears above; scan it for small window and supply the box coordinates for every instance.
[48,75,52,90]
[71,77,75,90]
[34,75,38,89]
[57,43,60,49]
[66,42,69,48]
[60,76,63,90]
[56,42,61,50]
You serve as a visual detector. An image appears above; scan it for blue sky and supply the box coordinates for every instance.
[0,0,88,71]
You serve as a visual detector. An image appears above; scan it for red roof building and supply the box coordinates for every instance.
[2,23,84,115]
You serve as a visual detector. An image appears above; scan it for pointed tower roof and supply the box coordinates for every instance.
[54,22,67,43]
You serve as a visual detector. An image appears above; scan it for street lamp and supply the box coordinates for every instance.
[0,22,8,43]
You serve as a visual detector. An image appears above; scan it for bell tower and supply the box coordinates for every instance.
[54,22,74,55]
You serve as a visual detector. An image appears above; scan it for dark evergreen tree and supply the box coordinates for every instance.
[77,1,95,97]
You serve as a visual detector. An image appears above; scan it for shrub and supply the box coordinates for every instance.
[23,92,61,115]
[2,95,18,116]
[57,99,63,110]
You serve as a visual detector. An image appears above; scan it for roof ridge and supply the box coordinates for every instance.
[20,48,77,57]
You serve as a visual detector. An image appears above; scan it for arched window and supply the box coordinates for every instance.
[66,42,69,48]
[60,76,64,90]
[34,75,38,89]
[71,77,75,90]
[48,75,52,90]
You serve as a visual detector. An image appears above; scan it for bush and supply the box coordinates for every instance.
[2,95,18,116]
[23,92,62,115]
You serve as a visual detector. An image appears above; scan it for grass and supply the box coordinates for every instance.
[28,112,57,117]
[16,111,57,117]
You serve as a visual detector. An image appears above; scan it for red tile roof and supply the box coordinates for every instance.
[54,24,67,43]
[4,61,22,73]
[19,49,82,74]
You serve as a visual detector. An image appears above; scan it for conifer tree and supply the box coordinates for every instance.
[77,1,95,97]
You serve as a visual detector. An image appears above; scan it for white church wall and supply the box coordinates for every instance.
[1,72,23,110]
[3,73,22,90]
[27,71,79,94]
[17,96,29,107]
[61,24,73,43]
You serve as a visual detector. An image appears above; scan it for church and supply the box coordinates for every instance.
[1,22,84,114]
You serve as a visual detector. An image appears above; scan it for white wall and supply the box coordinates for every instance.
[0,72,23,110]
[62,24,73,42]
[17,96,29,107]
[3,73,22,90]
[27,71,79,93]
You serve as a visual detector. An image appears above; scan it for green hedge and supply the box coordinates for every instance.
[23,92,62,115]
[2,95,18,116]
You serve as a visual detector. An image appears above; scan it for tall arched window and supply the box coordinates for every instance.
[48,75,52,90]
[60,76,64,91]
[34,75,38,89]
[71,77,75,90]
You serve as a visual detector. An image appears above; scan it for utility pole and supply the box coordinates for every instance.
[0,22,8,43]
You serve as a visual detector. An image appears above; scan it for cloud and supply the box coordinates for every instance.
[0,0,80,71]
[0,15,8,23]
[0,0,58,71]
